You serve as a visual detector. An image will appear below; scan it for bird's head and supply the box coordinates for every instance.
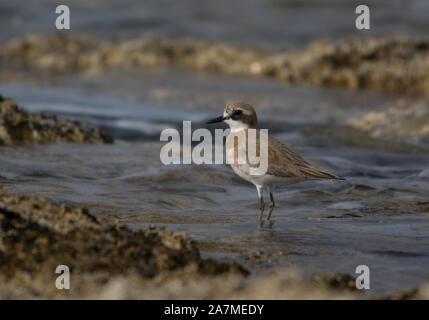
[207,102,258,132]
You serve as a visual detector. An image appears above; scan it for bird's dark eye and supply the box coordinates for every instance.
[234,110,242,116]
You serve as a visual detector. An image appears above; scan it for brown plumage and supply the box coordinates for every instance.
[266,135,342,180]
[226,127,341,181]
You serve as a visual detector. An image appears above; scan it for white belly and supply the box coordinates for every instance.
[225,130,304,188]
[230,164,303,188]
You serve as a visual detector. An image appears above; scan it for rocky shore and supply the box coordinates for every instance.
[1,186,428,299]
[0,95,113,145]
[2,34,429,143]
[1,33,429,96]
[0,187,248,298]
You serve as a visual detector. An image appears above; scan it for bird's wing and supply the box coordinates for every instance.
[266,135,342,180]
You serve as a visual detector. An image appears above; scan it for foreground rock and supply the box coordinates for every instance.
[0,187,247,298]
[0,95,113,145]
[1,33,429,96]
[0,186,358,299]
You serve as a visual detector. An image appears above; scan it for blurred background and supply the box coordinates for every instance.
[1,0,429,298]
[2,0,429,46]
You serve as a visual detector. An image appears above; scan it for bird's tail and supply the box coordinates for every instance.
[299,163,345,181]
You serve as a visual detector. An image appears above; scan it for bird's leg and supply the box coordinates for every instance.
[256,186,265,221]
[266,187,275,220]
[258,198,265,221]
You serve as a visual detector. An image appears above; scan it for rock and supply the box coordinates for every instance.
[312,273,357,291]
[0,97,113,145]
[383,288,419,300]
[415,200,429,213]
[0,187,247,298]
[347,99,429,138]
[2,34,429,95]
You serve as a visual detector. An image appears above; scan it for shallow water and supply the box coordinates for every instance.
[2,0,429,48]
[1,80,429,296]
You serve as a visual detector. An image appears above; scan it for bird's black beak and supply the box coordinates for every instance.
[206,116,225,124]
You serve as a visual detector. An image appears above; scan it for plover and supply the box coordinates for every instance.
[207,102,343,221]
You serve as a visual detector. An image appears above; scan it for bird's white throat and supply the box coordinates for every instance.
[224,119,250,132]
